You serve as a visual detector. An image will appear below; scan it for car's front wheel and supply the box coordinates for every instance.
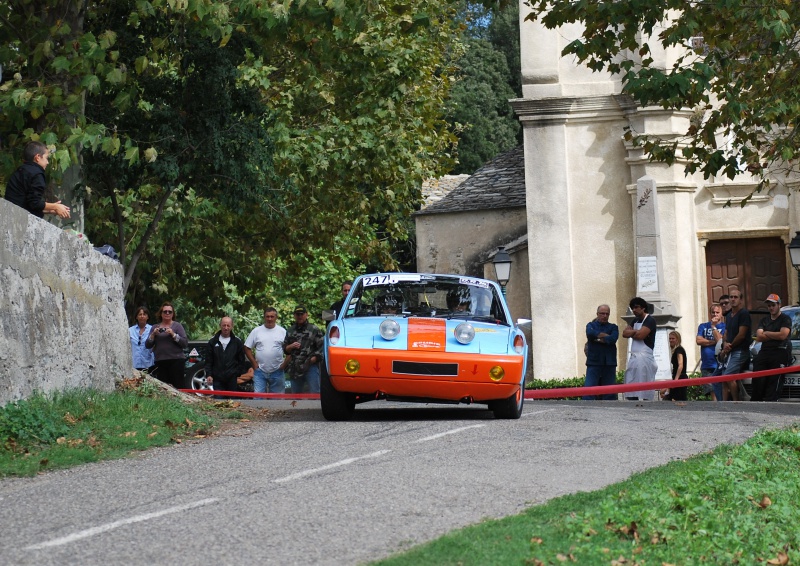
[320,365,355,421]
[489,387,524,419]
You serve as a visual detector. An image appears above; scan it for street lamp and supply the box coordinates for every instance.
[492,246,512,296]
[789,231,800,304]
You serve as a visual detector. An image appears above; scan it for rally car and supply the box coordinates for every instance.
[320,273,529,420]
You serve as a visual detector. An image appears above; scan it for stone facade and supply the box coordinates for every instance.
[513,2,798,380]
[0,199,132,405]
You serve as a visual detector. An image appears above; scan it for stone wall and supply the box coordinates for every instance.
[0,200,132,405]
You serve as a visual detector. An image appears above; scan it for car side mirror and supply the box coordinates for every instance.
[322,309,336,322]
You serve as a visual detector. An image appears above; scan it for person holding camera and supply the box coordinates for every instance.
[146,302,189,389]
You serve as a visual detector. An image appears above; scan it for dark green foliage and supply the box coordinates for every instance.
[448,2,521,174]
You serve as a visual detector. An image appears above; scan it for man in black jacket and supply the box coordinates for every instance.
[4,141,71,219]
[205,317,250,393]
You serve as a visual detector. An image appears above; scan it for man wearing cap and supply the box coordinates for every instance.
[752,294,792,401]
[283,306,324,393]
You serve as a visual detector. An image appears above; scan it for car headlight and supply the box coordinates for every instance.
[328,326,340,345]
[454,322,475,344]
[379,319,401,340]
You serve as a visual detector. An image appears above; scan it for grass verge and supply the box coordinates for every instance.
[373,425,800,565]
[0,378,243,477]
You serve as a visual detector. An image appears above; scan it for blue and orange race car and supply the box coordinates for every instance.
[321,273,529,420]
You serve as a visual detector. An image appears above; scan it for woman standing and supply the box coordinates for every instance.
[663,331,688,401]
[129,306,155,372]
[146,302,189,389]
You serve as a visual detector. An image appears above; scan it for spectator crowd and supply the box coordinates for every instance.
[583,293,793,402]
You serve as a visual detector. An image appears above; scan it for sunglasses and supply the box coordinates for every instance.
[162,310,173,314]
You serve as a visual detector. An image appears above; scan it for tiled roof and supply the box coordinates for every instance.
[415,146,526,215]
[420,175,470,208]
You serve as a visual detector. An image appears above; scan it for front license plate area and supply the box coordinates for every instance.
[393,361,458,376]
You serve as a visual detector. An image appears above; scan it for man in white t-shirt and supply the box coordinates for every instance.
[245,307,288,394]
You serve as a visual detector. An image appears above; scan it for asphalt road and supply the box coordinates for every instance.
[1,399,799,565]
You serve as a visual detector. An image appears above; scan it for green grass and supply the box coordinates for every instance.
[0,379,220,477]
[373,426,800,565]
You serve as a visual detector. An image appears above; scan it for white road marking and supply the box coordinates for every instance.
[521,408,558,418]
[273,449,391,483]
[25,498,219,550]
[413,424,486,443]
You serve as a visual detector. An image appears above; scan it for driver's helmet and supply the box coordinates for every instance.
[446,288,471,311]
[376,291,403,314]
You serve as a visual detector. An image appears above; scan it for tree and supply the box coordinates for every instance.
[2,1,465,318]
[447,2,521,174]
[525,0,800,192]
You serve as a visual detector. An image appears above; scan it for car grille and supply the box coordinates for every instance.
[392,361,458,376]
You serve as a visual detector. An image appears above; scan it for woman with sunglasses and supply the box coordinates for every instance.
[146,302,189,389]
[129,306,155,373]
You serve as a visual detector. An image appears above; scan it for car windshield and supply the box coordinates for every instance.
[787,308,800,341]
[342,274,509,325]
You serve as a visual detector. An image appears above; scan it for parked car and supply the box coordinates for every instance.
[320,273,529,420]
[184,340,211,394]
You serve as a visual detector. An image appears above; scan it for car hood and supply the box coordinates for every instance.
[336,317,514,355]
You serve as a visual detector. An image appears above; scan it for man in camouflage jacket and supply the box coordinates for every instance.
[283,305,324,393]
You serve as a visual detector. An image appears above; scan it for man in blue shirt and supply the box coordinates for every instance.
[696,303,725,400]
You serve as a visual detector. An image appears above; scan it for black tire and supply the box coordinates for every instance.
[490,387,524,419]
[320,365,355,421]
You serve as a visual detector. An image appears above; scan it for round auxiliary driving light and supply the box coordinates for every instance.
[345,359,360,375]
[379,319,401,340]
[454,322,475,345]
[489,365,505,381]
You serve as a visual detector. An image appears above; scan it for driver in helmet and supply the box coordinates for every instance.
[446,288,471,312]
[376,291,403,315]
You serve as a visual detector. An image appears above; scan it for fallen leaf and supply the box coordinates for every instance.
[291,400,297,407]
[68,439,83,447]
[148,432,157,438]
[56,437,67,444]
[767,551,789,565]
[556,554,568,562]
[121,431,137,437]
[531,537,543,545]
[87,435,100,447]
[185,418,194,427]
[758,496,772,509]
[63,413,78,424]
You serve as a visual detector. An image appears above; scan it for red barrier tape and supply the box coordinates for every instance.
[177,364,800,402]
[523,364,800,400]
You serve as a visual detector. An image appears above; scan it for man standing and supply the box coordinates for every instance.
[284,306,324,393]
[696,303,726,401]
[752,294,791,401]
[244,307,288,394]
[330,281,353,316]
[4,142,71,219]
[205,317,249,393]
[622,297,658,401]
[583,305,619,400]
[719,290,752,401]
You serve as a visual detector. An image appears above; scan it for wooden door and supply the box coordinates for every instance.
[706,238,787,308]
